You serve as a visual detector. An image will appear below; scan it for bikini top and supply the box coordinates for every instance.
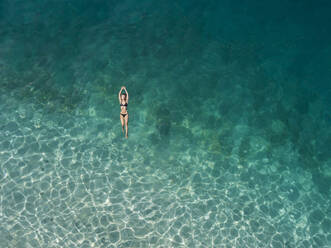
[120,102,128,107]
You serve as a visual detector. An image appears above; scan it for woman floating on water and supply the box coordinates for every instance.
[119,86,129,138]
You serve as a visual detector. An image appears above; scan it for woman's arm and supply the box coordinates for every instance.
[118,86,124,103]
[124,87,129,103]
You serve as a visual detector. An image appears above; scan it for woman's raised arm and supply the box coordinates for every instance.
[124,87,129,103]
[118,86,124,103]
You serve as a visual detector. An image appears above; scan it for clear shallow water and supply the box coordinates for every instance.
[0,1,331,247]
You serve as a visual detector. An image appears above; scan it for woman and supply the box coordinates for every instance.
[118,86,129,138]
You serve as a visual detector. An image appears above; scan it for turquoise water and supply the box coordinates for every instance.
[1,1,331,247]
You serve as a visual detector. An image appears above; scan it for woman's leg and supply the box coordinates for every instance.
[125,114,129,138]
[120,114,124,134]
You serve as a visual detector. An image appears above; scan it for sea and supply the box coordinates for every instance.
[0,0,330,247]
